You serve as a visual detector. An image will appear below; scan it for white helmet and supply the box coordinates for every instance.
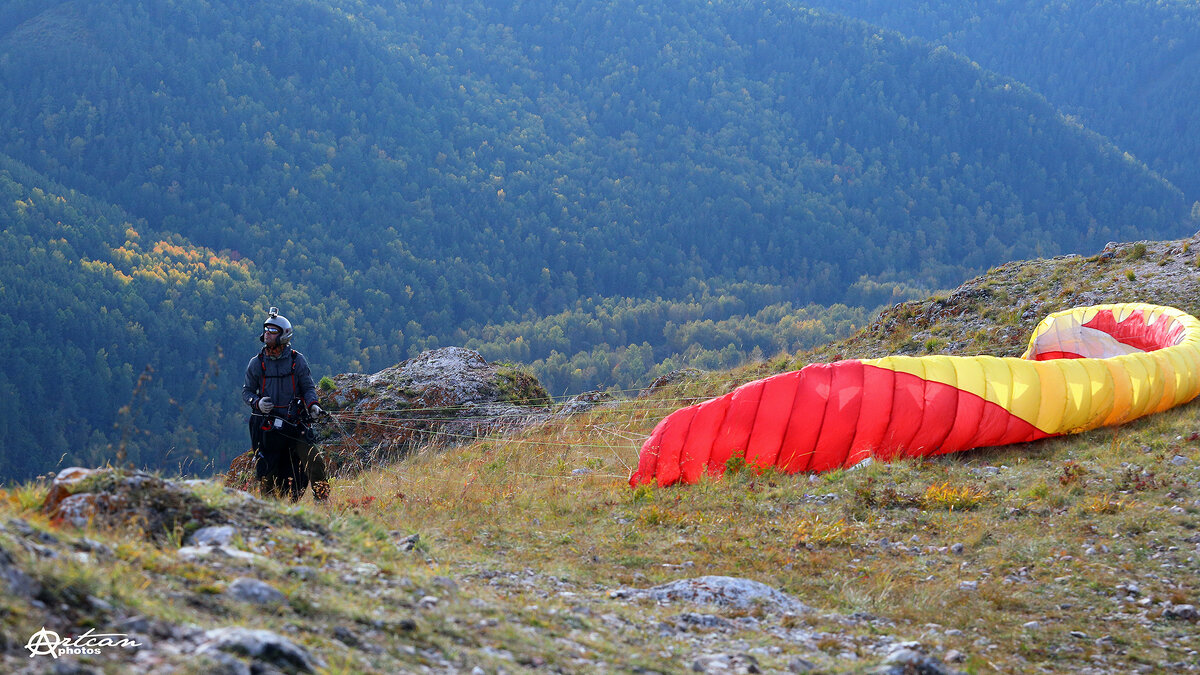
[260,306,293,346]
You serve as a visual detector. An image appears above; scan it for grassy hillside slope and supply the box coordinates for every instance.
[1,235,1198,673]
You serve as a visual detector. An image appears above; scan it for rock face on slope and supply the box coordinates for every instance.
[42,467,221,540]
[328,346,534,410]
[312,347,555,475]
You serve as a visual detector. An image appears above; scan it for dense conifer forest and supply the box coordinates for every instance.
[800,0,1200,200]
[0,0,1193,480]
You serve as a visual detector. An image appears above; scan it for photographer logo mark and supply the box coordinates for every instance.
[26,627,141,658]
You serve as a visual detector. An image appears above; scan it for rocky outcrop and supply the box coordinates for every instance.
[329,347,513,408]
[309,347,558,475]
[834,237,1200,364]
[41,467,221,540]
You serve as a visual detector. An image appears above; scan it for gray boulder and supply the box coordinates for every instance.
[226,577,286,608]
[197,627,323,674]
[0,543,39,598]
[616,575,810,614]
[871,643,960,675]
[188,525,237,547]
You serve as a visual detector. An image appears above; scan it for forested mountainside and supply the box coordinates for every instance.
[0,0,1192,481]
[799,0,1200,200]
[0,156,266,479]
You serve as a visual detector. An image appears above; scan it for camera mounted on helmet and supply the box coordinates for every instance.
[260,306,294,346]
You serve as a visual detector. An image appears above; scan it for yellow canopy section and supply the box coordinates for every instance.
[864,303,1200,434]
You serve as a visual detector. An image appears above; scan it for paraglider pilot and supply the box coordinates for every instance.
[242,307,330,501]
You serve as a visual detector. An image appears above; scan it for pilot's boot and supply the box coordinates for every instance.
[299,443,330,502]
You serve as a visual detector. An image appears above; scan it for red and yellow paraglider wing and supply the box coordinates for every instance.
[631,303,1200,487]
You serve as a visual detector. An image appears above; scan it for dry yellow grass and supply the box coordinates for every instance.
[305,373,1200,672]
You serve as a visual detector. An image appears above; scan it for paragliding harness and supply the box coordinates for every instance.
[249,349,316,450]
